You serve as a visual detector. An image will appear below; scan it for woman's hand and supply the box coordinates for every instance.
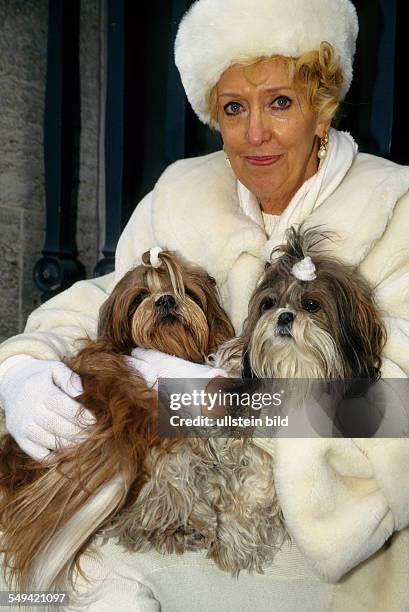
[0,355,95,461]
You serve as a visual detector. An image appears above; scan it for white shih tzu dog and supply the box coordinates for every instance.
[215,226,386,381]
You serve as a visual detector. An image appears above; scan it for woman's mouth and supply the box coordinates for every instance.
[245,155,282,166]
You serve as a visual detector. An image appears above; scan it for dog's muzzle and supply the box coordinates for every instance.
[277,311,294,337]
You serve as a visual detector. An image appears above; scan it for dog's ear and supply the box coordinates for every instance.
[98,270,142,353]
[202,275,235,353]
[334,274,386,380]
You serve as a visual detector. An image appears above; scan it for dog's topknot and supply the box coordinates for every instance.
[269,225,335,265]
[141,247,164,269]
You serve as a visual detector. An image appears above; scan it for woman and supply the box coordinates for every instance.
[1,0,409,609]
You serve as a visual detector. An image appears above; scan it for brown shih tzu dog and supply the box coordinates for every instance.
[0,249,243,591]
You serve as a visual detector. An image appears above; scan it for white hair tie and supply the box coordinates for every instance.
[143,246,163,268]
[291,256,317,281]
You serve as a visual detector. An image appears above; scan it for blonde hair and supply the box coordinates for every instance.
[207,41,344,128]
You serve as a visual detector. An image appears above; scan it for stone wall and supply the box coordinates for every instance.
[0,0,102,344]
[77,0,103,280]
[0,0,48,341]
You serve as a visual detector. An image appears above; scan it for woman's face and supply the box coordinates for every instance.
[217,60,330,213]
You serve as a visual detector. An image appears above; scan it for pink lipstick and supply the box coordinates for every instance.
[245,155,281,166]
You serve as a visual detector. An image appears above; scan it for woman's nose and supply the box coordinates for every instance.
[246,110,271,146]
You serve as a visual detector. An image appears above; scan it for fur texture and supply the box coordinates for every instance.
[175,0,358,124]
[108,436,284,576]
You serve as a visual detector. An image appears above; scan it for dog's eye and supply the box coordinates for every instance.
[186,288,203,307]
[131,291,148,310]
[302,299,320,313]
[260,297,276,313]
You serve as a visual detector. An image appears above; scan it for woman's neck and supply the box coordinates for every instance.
[259,198,293,215]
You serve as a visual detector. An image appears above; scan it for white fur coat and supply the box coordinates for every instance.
[1,148,409,610]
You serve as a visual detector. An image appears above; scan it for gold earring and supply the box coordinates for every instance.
[317,133,329,160]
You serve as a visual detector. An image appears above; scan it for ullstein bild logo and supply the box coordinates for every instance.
[167,413,289,429]
[157,378,409,438]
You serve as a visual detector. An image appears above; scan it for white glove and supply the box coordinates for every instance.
[130,348,227,390]
[129,348,228,418]
[0,355,95,462]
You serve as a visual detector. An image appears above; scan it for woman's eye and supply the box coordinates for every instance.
[302,299,320,313]
[272,95,291,110]
[224,102,243,115]
[260,297,276,313]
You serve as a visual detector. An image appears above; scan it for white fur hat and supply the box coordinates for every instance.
[175,0,359,125]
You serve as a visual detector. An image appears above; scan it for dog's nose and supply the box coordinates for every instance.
[277,311,294,326]
[155,294,176,309]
